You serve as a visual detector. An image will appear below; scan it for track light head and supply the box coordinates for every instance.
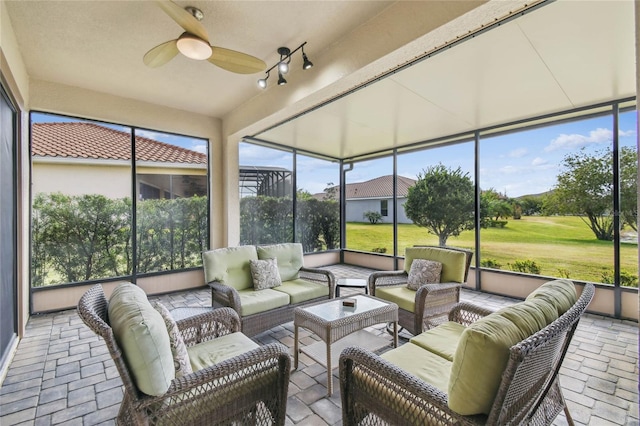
[278,61,289,74]
[277,71,287,86]
[302,52,313,70]
[257,77,268,89]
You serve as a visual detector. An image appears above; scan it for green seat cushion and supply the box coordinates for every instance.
[202,246,257,291]
[526,279,577,315]
[375,285,416,313]
[404,247,467,283]
[187,332,260,371]
[108,283,174,396]
[381,343,451,394]
[257,243,303,281]
[409,321,466,361]
[448,313,529,415]
[273,278,329,304]
[237,288,290,316]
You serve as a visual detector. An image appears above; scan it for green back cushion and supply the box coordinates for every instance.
[108,283,174,396]
[448,297,561,415]
[404,247,467,283]
[202,246,258,291]
[448,313,527,415]
[526,279,577,315]
[257,243,303,281]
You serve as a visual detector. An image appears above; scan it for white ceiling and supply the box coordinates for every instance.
[4,1,636,160]
[256,0,636,159]
[4,0,392,117]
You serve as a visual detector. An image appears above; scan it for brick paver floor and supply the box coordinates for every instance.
[1,264,638,425]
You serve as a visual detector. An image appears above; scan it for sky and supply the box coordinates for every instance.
[32,110,636,199]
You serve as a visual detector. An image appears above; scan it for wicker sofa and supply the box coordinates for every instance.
[78,283,291,426]
[203,243,335,336]
[340,279,595,425]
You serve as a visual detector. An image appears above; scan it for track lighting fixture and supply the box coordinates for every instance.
[257,42,314,89]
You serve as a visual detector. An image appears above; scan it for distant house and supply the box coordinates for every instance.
[31,122,208,200]
[318,175,416,223]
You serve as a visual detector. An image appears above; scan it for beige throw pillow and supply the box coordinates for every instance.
[250,258,282,290]
[407,259,442,290]
[153,302,193,378]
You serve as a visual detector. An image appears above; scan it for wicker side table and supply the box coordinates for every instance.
[294,295,398,395]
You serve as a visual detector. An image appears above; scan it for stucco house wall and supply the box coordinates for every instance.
[346,196,411,223]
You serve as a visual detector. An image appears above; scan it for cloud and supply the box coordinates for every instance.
[507,148,528,158]
[531,157,547,166]
[544,127,612,152]
[619,129,635,137]
[190,143,207,154]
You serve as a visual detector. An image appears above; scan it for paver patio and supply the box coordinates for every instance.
[1,264,637,425]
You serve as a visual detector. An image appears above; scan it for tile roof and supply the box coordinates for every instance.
[316,175,416,199]
[31,122,207,164]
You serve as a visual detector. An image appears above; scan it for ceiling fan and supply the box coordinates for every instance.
[143,0,266,74]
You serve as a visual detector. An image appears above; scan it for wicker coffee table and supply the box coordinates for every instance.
[294,295,398,395]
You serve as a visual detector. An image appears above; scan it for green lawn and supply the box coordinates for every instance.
[346,216,638,284]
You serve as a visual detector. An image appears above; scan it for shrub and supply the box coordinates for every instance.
[507,259,541,275]
[556,268,571,279]
[601,270,638,288]
[363,211,383,224]
[480,259,502,269]
[371,247,387,253]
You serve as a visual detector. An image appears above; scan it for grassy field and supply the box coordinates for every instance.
[346,216,638,284]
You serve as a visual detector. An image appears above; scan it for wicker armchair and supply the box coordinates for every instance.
[368,246,473,335]
[77,285,291,426]
[340,283,595,426]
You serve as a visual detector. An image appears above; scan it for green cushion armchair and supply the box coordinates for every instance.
[368,246,473,335]
[77,284,290,425]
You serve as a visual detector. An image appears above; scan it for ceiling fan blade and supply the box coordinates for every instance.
[143,40,179,67]
[208,47,266,74]
[155,0,209,42]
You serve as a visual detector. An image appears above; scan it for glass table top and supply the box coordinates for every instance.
[302,295,390,321]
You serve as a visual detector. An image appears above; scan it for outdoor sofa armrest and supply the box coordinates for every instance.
[176,307,241,347]
[448,302,494,327]
[340,346,477,426]
[135,343,291,425]
[414,283,461,325]
[299,266,336,298]
[209,281,243,312]
[368,270,408,296]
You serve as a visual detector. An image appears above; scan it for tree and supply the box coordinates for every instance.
[404,164,474,246]
[550,148,619,240]
[519,196,544,216]
[620,147,638,231]
[480,189,512,224]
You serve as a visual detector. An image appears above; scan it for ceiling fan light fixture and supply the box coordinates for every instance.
[176,33,212,60]
[277,71,287,86]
